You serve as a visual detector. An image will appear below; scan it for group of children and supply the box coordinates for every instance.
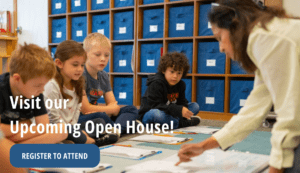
[0,32,201,170]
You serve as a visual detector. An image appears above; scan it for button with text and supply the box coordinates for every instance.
[10,144,100,168]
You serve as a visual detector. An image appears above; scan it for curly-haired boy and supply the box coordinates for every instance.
[139,52,201,129]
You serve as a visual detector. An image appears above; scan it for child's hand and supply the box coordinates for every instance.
[110,105,120,116]
[108,101,118,106]
[182,107,193,119]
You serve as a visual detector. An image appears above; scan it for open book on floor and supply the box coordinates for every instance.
[99,145,161,160]
[128,134,192,145]
[123,149,269,173]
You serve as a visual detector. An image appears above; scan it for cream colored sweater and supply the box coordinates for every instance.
[213,17,300,169]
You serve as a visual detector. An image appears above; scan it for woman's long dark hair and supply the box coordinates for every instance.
[208,0,287,73]
[54,40,87,103]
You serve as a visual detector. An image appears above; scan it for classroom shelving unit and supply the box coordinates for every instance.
[0,0,18,74]
[48,0,282,121]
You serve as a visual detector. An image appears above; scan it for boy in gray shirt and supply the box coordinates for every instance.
[80,33,139,134]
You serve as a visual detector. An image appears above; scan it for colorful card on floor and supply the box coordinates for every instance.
[129,134,192,145]
[99,145,161,160]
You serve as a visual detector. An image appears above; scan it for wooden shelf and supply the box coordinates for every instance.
[0,0,18,75]
[165,37,193,41]
[137,72,155,75]
[88,9,110,14]
[138,38,164,42]
[111,6,134,11]
[165,0,194,5]
[138,3,164,8]
[194,74,226,77]
[0,35,18,41]
[67,12,87,16]
[48,43,60,46]
[48,0,281,121]
[228,74,255,78]
[108,72,134,75]
[195,35,216,40]
[111,40,134,43]
[0,54,10,58]
[48,13,67,18]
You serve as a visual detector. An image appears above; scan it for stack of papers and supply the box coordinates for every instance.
[100,145,161,160]
[123,149,269,173]
[176,126,219,134]
[129,134,191,144]
[124,160,190,173]
[30,163,112,173]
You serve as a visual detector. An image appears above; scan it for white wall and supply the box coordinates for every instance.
[0,0,14,12]
[283,0,300,17]
[17,0,48,50]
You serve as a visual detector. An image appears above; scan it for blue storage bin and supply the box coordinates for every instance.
[141,76,148,98]
[71,0,87,12]
[91,0,109,10]
[113,11,134,40]
[143,8,164,39]
[140,43,162,73]
[92,14,110,39]
[113,77,133,105]
[50,47,57,59]
[168,42,193,73]
[198,41,226,74]
[71,16,87,42]
[182,78,192,102]
[197,79,224,112]
[51,18,66,43]
[230,80,254,113]
[143,0,163,5]
[169,6,194,37]
[113,44,133,72]
[103,60,109,72]
[51,0,66,14]
[199,4,213,36]
[114,0,134,8]
[231,60,247,74]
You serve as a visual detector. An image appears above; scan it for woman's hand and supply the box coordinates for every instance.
[176,137,220,166]
[269,166,284,173]
[176,143,205,165]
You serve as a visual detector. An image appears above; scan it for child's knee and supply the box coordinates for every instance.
[95,118,106,125]
[146,109,162,118]
[58,132,68,141]
[189,102,200,114]
[67,131,87,144]
[171,120,179,129]
[55,123,68,140]
[122,105,138,114]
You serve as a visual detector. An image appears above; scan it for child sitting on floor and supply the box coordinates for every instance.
[44,40,119,146]
[139,52,201,129]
